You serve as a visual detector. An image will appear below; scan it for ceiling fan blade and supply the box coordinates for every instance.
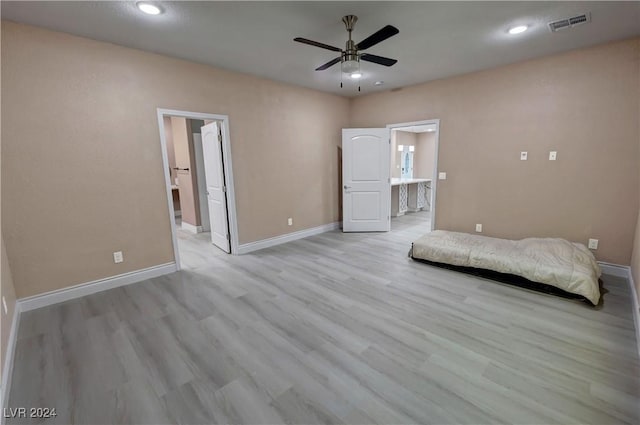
[294,37,341,52]
[315,57,341,71]
[356,25,399,50]
[360,53,397,67]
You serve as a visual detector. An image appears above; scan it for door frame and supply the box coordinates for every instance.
[156,108,239,270]
[387,119,440,231]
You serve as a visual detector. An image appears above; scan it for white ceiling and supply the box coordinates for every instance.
[2,1,639,97]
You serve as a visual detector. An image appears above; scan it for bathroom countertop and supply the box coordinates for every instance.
[390,178,431,186]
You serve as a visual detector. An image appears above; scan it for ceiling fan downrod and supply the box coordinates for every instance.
[342,15,359,64]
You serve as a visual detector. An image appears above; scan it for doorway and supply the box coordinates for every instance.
[156,109,239,270]
[387,119,440,232]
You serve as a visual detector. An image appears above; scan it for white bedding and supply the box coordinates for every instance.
[411,230,601,305]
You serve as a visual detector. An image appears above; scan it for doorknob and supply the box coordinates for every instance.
[343,185,351,190]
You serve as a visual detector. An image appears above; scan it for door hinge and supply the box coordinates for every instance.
[222,185,227,193]
[218,132,223,143]
[226,233,230,240]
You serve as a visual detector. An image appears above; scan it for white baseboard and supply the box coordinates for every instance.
[626,267,640,359]
[237,222,340,255]
[1,302,21,415]
[181,222,202,234]
[1,262,176,415]
[598,262,629,278]
[598,261,640,358]
[18,262,177,312]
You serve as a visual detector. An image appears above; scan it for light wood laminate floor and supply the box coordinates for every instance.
[8,212,640,424]
[175,218,227,270]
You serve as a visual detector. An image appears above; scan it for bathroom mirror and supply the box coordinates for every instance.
[400,145,414,179]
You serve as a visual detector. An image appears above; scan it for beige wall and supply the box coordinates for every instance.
[391,131,436,179]
[0,28,17,382]
[170,117,200,227]
[1,21,349,298]
[1,236,17,383]
[416,132,436,179]
[352,38,640,265]
[2,21,638,300]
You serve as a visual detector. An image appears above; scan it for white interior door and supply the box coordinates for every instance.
[201,122,230,252]
[342,128,391,232]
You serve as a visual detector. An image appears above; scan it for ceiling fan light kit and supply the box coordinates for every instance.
[342,58,360,75]
[294,15,399,91]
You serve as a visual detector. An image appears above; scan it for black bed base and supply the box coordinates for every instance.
[410,250,593,305]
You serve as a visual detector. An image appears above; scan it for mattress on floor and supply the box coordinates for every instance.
[410,230,601,305]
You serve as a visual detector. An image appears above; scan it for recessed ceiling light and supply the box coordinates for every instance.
[137,2,162,15]
[508,25,528,35]
[350,72,362,79]
[374,81,384,86]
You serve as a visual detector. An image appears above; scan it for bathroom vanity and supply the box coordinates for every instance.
[391,178,431,217]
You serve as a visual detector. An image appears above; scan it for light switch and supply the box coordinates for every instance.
[438,172,447,180]
[549,151,557,161]
[520,152,528,161]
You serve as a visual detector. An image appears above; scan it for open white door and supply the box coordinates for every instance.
[342,128,391,232]
[201,122,230,252]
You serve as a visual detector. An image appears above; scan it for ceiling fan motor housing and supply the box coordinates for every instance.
[343,44,359,63]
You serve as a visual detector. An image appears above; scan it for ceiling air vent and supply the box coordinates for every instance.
[548,12,591,32]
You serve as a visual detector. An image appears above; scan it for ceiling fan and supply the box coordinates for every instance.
[294,15,399,80]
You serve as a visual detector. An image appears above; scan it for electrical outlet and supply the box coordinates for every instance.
[520,152,528,161]
[588,239,598,250]
[438,172,447,180]
[549,151,557,161]
[475,224,483,233]
[113,251,124,263]
[2,296,7,315]
[287,217,293,226]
